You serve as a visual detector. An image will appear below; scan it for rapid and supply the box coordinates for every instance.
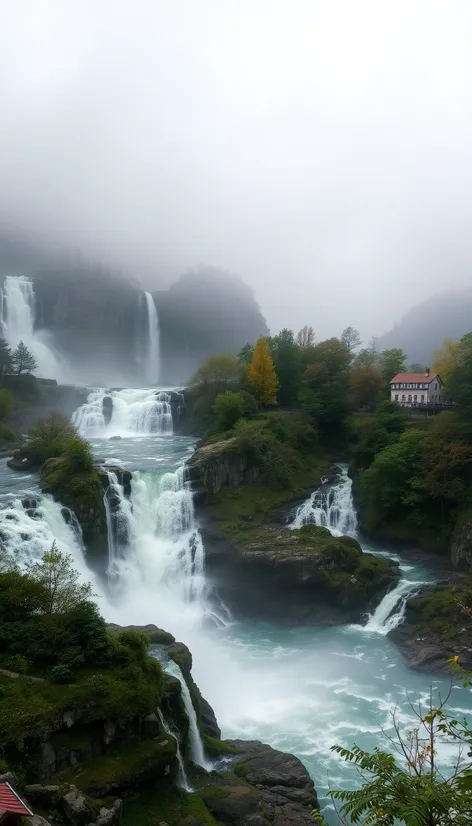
[1,386,470,824]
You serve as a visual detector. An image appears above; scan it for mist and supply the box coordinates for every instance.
[1,0,472,340]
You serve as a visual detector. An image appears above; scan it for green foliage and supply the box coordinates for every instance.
[189,354,243,428]
[237,342,254,365]
[0,338,13,375]
[0,388,13,421]
[21,412,79,466]
[328,684,472,825]
[268,328,303,406]
[448,332,472,418]
[11,340,37,375]
[349,365,383,409]
[300,337,351,434]
[213,390,245,431]
[341,325,362,354]
[122,787,219,826]
[378,347,407,385]
[351,402,407,470]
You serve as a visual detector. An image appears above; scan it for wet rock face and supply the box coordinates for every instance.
[202,740,318,826]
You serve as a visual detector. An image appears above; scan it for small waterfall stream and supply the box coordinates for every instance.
[161,656,210,770]
[157,708,192,791]
[290,466,429,633]
[143,291,161,385]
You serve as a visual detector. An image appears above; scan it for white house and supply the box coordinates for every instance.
[390,369,443,407]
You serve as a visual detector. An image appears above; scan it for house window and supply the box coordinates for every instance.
[402,394,406,401]
[414,395,417,402]
[434,383,438,390]
[395,394,398,401]
[408,394,412,402]
[421,394,424,402]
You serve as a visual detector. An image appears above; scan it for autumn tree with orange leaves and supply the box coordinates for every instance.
[247,338,279,405]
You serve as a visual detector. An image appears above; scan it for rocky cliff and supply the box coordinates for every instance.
[0,624,319,826]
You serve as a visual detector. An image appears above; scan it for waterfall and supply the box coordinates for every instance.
[143,291,161,385]
[0,492,102,594]
[103,471,134,578]
[1,275,63,381]
[158,654,209,770]
[72,387,173,437]
[157,709,192,791]
[291,467,358,537]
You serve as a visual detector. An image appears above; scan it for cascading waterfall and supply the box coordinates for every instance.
[105,465,208,609]
[143,291,161,385]
[72,387,173,437]
[157,709,192,791]
[0,492,102,594]
[103,471,134,579]
[1,275,64,380]
[290,468,430,633]
[291,467,358,536]
[157,653,209,770]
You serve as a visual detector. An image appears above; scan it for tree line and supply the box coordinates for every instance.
[0,337,37,376]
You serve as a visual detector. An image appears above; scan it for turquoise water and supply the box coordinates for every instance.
[0,434,470,823]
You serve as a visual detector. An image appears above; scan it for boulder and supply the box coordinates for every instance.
[87,799,123,826]
[204,523,400,625]
[63,786,95,826]
[201,740,318,826]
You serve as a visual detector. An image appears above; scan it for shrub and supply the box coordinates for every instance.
[0,388,13,421]
[213,391,245,431]
[21,413,79,467]
[51,664,73,683]
[5,654,29,674]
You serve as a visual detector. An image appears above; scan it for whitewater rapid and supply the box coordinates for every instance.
[0,442,465,825]
[72,387,174,437]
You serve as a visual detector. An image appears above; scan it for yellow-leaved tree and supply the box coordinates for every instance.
[433,337,460,391]
[247,338,279,405]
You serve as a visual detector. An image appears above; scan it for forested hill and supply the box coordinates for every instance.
[376,288,472,364]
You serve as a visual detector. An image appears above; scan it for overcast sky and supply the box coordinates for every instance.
[1,1,471,340]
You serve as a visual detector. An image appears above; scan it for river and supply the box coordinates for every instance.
[1,387,470,824]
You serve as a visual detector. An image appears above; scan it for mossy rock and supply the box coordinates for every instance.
[167,643,192,680]
[122,786,219,826]
[57,736,178,796]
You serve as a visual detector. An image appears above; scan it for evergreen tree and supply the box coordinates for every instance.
[269,328,303,406]
[378,347,407,385]
[247,338,279,405]
[12,340,37,374]
[0,338,13,375]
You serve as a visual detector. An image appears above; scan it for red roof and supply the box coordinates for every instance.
[390,372,439,384]
[0,782,33,817]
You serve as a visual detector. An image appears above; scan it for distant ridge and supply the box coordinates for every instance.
[376,288,472,363]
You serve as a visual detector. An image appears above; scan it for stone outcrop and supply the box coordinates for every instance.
[187,439,261,501]
[389,583,472,673]
[201,740,318,826]
[450,515,472,571]
[204,523,400,624]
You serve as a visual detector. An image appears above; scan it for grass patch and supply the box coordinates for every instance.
[203,736,243,756]
[58,737,177,796]
[122,787,219,826]
[407,582,472,643]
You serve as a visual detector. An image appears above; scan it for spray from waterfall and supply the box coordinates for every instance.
[157,708,192,791]
[143,291,160,385]
[1,275,64,381]
[72,387,173,437]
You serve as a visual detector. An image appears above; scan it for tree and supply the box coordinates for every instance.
[300,338,351,431]
[237,342,254,365]
[341,326,361,354]
[189,354,242,424]
[433,337,460,390]
[247,338,279,405]
[378,348,407,385]
[22,412,79,466]
[0,338,12,375]
[296,325,315,349]
[448,333,472,418]
[0,388,13,421]
[349,365,383,409]
[327,682,472,826]
[353,347,380,370]
[409,362,427,372]
[269,328,303,406]
[27,543,93,617]
[412,439,472,516]
[12,340,37,374]
[213,391,245,431]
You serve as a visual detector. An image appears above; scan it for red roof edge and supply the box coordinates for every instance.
[0,782,33,817]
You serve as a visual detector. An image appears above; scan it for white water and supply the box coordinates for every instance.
[291,470,358,536]
[1,275,64,381]
[160,655,210,770]
[143,291,161,385]
[1,434,469,825]
[72,387,173,437]
[157,708,192,791]
[291,467,430,634]
[103,471,134,579]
